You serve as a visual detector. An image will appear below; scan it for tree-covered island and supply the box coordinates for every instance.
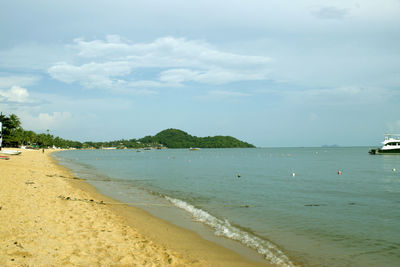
[139,128,255,148]
[0,114,255,149]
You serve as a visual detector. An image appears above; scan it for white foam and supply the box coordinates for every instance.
[165,196,295,267]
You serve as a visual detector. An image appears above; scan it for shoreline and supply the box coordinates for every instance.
[54,153,270,264]
[0,149,270,266]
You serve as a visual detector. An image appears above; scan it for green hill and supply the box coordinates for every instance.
[142,128,255,148]
[0,113,255,149]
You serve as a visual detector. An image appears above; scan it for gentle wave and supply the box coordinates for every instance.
[165,196,295,267]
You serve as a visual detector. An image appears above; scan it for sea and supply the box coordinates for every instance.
[52,147,400,267]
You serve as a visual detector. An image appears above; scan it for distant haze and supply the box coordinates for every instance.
[1,0,399,147]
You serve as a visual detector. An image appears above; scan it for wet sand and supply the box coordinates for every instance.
[0,149,270,266]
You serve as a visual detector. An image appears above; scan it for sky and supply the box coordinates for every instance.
[0,0,399,147]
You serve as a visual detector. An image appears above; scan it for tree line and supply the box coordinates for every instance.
[0,113,81,148]
[0,114,255,149]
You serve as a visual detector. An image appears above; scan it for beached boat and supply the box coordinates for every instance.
[0,150,22,155]
[369,134,400,154]
[0,155,10,160]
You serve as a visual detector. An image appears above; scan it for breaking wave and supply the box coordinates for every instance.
[165,196,295,267]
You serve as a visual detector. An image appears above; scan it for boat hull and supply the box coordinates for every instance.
[0,150,22,155]
[369,148,400,155]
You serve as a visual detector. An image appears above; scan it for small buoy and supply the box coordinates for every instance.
[237,174,241,178]
[338,170,342,175]
[292,172,296,177]
[393,168,396,172]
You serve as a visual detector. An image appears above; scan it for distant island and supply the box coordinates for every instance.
[321,144,340,148]
[138,128,255,149]
[0,114,254,149]
[85,129,255,149]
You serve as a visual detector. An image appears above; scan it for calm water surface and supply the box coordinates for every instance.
[53,147,400,267]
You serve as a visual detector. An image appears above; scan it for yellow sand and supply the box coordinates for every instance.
[0,149,269,266]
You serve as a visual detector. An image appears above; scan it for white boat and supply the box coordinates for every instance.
[189,147,200,151]
[369,134,400,154]
[0,150,22,155]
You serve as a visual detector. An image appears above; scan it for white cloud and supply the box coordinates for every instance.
[38,112,72,126]
[48,61,132,88]
[0,75,40,89]
[303,86,361,98]
[159,69,200,84]
[48,36,272,90]
[73,36,271,69]
[311,6,349,20]
[159,67,269,85]
[0,86,30,103]
[283,86,389,107]
[126,80,166,88]
[21,112,73,132]
[195,89,252,101]
[209,90,252,97]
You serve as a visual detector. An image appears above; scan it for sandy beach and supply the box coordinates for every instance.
[0,149,269,266]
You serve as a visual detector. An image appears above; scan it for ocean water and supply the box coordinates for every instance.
[53,147,400,267]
